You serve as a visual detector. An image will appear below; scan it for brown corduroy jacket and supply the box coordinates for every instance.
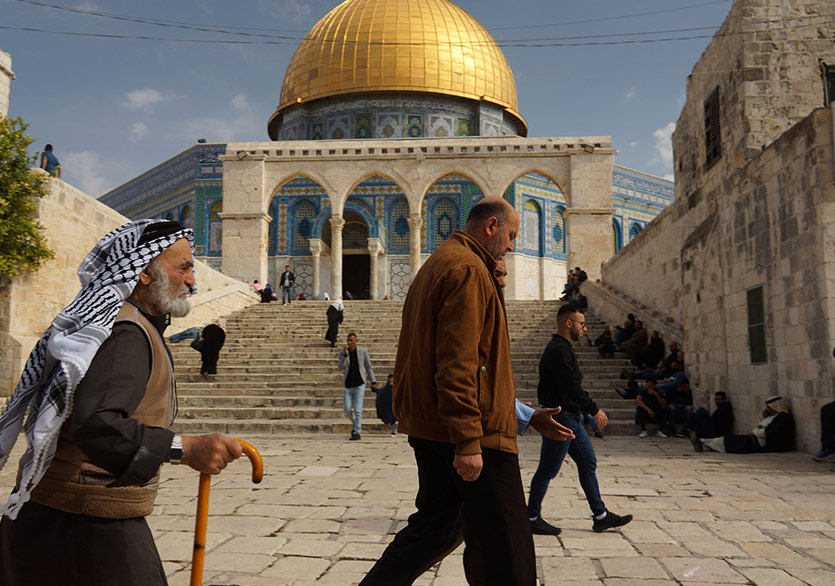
[393,231,518,456]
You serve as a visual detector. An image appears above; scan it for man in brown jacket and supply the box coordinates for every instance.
[360,196,544,586]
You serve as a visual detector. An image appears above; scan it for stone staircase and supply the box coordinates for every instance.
[170,300,637,436]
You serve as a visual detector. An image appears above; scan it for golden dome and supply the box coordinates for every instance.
[269,0,525,138]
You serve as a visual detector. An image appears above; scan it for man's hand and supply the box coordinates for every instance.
[529,407,575,441]
[647,409,655,419]
[453,453,482,482]
[181,434,243,475]
[343,346,349,354]
[370,382,378,390]
[593,409,609,430]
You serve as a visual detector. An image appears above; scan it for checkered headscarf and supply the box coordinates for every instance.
[0,219,193,519]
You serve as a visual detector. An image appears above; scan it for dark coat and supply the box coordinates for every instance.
[374,383,397,425]
[200,324,226,375]
[325,305,343,344]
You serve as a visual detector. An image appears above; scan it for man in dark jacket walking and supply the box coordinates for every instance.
[528,304,633,536]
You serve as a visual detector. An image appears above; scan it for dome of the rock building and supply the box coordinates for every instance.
[268,0,526,140]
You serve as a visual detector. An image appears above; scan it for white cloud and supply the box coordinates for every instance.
[629,141,638,149]
[663,173,674,181]
[129,121,149,142]
[231,93,250,112]
[122,88,166,111]
[62,151,114,197]
[74,1,99,10]
[256,0,316,26]
[625,88,636,100]
[652,121,676,167]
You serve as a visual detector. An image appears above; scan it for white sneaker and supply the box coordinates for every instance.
[638,430,648,438]
[655,430,668,438]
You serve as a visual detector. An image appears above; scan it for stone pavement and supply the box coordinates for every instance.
[1,434,833,585]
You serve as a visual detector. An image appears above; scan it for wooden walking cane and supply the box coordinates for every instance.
[190,439,264,586]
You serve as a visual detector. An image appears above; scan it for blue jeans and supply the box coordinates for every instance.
[343,384,366,434]
[169,327,201,343]
[282,286,293,303]
[528,412,606,518]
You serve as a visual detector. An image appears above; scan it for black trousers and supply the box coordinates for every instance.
[359,437,536,586]
[0,501,167,586]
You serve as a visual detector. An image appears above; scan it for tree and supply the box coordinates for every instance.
[0,117,54,279]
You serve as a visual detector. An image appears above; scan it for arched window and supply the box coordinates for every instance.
[293,199,317,250]
[629,222,643,240]
[179,204,193,229]
[163,211,174,221]
[432,198,458,249]
[613,218,624,253]
[389,198,410,249]
[552,206,566,255]
[207,200,222,254]
[522,199,542,254]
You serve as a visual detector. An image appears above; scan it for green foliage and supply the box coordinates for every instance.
[0,117,54,279]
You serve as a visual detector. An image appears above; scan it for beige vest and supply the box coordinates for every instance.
[29,303,176,518]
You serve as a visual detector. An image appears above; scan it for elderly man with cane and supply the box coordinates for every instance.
[0,219,242,585]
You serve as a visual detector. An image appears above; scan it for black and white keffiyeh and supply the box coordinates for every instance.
[0,219,193,519]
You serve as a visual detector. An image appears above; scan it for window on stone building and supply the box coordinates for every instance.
[432,198,458,249]
[747,285,767,364]
[628,222,643,241]
[613,218,623,253]
[522,199,542,253]
[704,87,721,168]
[293,200,316,250]
[825,64,835,107]
[268,201,279,255]
[552,206,566,255]
[207,200,222,254]
[389,198,410,250]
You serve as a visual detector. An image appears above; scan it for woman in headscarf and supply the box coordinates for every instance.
[325,299,344,348]
[200,318,227,379]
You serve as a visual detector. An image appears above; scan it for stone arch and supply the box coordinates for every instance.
[628,221,643,241]
[422,171,485,224]
[269,171,330,202]
[337,170,410,217]
[497,169,568,206]
[179,203,193,229]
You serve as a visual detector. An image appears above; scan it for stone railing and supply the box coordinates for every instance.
[580,280,684,345]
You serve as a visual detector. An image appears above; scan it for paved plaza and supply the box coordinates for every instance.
[1,433,833,585]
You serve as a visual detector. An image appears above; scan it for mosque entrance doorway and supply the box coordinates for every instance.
[341,210,370,299]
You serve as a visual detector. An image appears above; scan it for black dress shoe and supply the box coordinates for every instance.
[349,432,361,441]
[530,517,561,536]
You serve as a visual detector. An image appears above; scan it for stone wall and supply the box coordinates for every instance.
[600,107,834,453]
[597,0,835,453]
[0,174,257,399]
[0,49,13,118]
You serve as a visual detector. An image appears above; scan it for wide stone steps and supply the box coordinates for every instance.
[171,300,638,436]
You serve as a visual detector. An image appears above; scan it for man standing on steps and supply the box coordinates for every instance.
[338,332,377,440]
[361,196,572,586]
[280,265,295,305]
[528,303,633,536]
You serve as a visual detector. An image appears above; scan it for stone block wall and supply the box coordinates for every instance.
[599,107,834,452]
[0,49,13,118]
[0,174,257,399]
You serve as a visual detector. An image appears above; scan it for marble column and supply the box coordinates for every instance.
[329,215,345,299]
[408,214,423,281]
[367,238,384,300]
[309,238,325,299]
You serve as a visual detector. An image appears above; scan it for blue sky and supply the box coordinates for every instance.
[2,0,733,196]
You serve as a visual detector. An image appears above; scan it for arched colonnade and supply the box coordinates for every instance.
[219,137,615,299]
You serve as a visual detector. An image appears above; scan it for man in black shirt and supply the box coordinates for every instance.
[528,304,633,536]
